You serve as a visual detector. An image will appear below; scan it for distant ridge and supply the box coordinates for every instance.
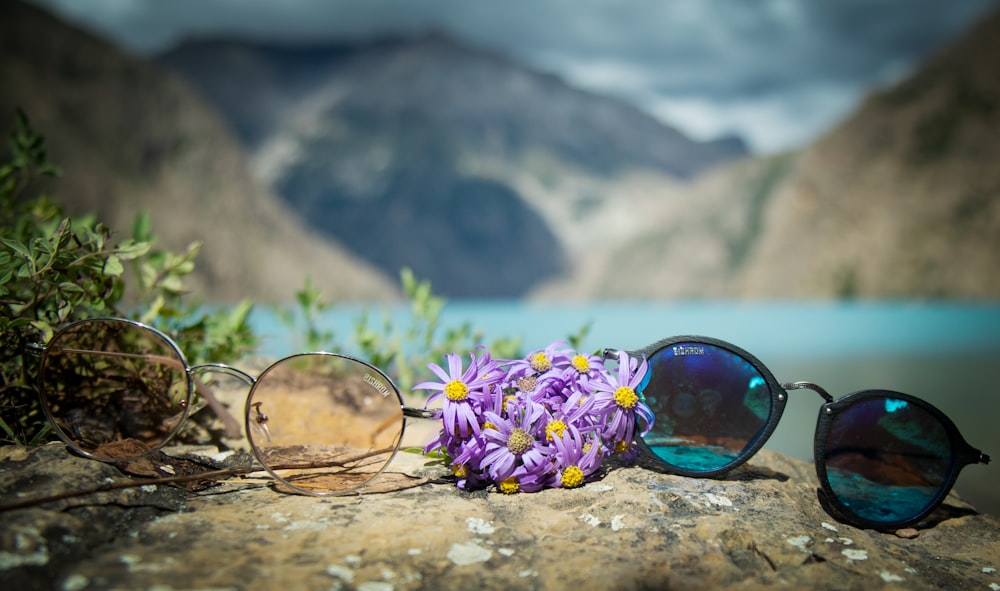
[159,32,746,178]
[536,5,1000,300]
[158,33,748,297]
[0,0,398,303]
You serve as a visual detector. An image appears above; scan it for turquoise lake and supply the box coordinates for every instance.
[251,300,1000,517]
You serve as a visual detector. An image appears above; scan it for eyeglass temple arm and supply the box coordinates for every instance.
[781,381,835,403]
[50,347,243,439]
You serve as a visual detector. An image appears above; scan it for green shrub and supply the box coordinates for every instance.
[0,110,256,445]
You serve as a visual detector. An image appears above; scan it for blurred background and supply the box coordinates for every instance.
[2,0,998,514]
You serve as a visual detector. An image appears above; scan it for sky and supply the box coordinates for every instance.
[28,0,999,154]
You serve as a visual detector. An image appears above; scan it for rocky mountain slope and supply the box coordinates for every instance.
[157,34,747,298]
[0,0,397,303]
[537,5,1000,300]
[6,0,996,302]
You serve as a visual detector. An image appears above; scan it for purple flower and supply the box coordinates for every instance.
[507,341,572,379]
[496,463,550,494]
[590,350,655,447]
[560,351,605,384]
[551,428,603,488]
[545,387,598,442]
[416,341,656,494]
[415,349,501,439]
[481,400,550,482]
[447,436,491,490]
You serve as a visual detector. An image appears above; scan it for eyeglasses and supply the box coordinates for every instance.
[30,317,435,496]
[608,335,991,530]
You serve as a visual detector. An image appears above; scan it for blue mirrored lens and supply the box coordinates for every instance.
[640,342,773,472]
[822,397,952,524]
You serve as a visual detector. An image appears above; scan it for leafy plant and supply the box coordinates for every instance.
[277,276,334,353]
[281,267,523,393]
[0,110,256,445]
[356,267,522,392]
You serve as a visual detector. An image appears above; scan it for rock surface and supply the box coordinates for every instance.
[1,442,997,591]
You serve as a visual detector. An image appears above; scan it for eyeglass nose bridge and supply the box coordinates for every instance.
[189,363,258,439]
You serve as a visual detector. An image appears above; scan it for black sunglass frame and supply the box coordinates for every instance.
[610,335,991,530]
[620,335,789,479]
[807,385,989,530]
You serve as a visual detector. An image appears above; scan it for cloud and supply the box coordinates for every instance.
[27,0,1000,152]
[644,83,863,152]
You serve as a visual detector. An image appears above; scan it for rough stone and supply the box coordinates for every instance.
[1,442,997,591]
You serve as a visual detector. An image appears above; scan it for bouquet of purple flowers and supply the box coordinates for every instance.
[415,341,654,493]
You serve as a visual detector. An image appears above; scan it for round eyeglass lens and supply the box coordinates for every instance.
[640,342,774,472]
[39,319,191,459]
[821,396,952,524]
[245,354,405,495]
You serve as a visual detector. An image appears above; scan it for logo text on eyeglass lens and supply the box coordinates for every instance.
[672,345,705,356]
[364,373,391,397]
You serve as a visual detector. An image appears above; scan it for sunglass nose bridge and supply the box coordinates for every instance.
[781,381,834,403]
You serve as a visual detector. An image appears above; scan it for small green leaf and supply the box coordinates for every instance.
[53,218,72,249]
[0,238,31,259]
[159,274,184,293]
[114,239,151,260]
[57,282,85,295]
[173,260,195,275]
[132,210,152,243]
[102,255,124,277]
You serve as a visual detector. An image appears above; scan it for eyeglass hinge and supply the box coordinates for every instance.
[403,407,439,420]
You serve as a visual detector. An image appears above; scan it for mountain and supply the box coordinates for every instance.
[157,34,748,298]
[536,6,1000,300]
[13,0,987,303]
[0,0,398,304]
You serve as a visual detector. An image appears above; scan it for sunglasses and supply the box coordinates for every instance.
[29,317,435,496]
[609,335,991,530]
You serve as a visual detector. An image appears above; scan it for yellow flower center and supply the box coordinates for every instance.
[444,380,469,401]
[562,465,585,488]
[507,428,534,455]
[614,440,631,454]
[546,420,567,441]
[453,463,468,478]
[530,352,552,373]
[571,354,590,373]
[483,421,497,431]
[499,477,520,494]
[613,386,638,409]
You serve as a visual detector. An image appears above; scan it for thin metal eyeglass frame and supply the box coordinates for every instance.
[31,317,438,496]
